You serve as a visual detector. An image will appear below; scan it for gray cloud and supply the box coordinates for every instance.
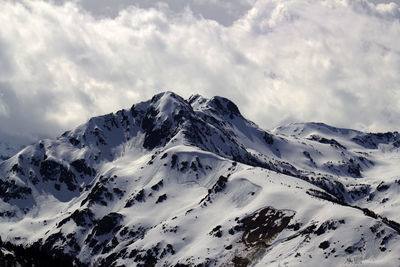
[49,0,256,26]
[1,0,400,144]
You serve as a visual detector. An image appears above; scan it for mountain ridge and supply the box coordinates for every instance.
[0,91,399,266]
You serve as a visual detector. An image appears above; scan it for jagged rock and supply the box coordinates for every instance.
[92,213,124,237]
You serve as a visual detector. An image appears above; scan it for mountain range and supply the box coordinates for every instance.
[0,91,399,266]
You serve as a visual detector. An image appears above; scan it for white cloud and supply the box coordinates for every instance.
[0,0,400,143]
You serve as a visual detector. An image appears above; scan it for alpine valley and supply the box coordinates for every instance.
[0,92,399,266]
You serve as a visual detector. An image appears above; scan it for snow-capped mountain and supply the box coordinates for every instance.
[0,92,399,266]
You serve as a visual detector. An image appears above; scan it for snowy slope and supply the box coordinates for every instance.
[0,92,399,266]
[0,141,26,162]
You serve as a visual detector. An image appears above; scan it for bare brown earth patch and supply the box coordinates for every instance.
[228,206,295,266]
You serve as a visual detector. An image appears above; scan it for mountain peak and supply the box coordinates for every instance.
[273,122,361,137]
[149,91,193,116]
[189,94,241,119]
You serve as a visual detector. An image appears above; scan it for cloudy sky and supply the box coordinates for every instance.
[1,0,400,144]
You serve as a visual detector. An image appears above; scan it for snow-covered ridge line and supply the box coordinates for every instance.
[0,141,27,162]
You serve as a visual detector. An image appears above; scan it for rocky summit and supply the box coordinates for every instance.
[0,91,399,266]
